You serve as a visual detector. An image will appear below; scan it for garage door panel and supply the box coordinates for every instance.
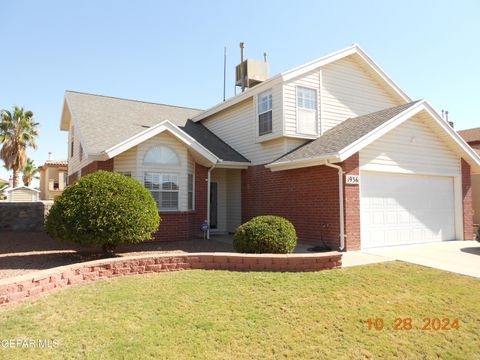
[361,172,455,248]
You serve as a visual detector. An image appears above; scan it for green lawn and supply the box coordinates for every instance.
[0,262,479,359]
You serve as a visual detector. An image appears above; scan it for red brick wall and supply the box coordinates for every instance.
[342,154,360,250]
[68,172,78,185]
[0,252,342,306]
[73,160,209,243]
[81,159,114,176]
[461,158,474,240]
[241,164,341,249]
[153,212,192,242]
[145,164,209,242]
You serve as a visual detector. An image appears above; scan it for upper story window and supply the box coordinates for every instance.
[258,90,272,136]
[144,145,180,165]
[296,86,318,135]
[70,126,75,158]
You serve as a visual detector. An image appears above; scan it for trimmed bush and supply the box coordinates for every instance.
[233,215,297,254]
[45,171,160,253]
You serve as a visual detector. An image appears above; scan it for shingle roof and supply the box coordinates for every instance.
[65,91,249,163]
[458,127,480,143]
[270,101,420,165]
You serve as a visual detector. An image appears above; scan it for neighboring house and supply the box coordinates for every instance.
[0,178,8,200]
[39,159,68,200]
[6,186,40,202]
[458,127,480,225]
[59,44,480,250]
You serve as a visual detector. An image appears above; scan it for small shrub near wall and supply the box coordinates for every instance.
[233,215,297,254]
[45,171,160,253]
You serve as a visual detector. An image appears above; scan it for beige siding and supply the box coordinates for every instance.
[360,114,461,176]
[321,56,400,132]
[210,168,242,233]
[211,168,228,232]
[283,69,321,136]
[226,169,242,232]
[285,137,309,153]
[113,131,191,211]
[202,98,289,165]
[113,147,138,178]
[9,189,39,202]
[67,123,89,176]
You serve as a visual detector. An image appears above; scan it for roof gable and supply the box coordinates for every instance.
[192,44,410,122]
[267,101,480,173]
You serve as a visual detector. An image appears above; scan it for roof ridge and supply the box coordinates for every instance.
[65,90,204,111]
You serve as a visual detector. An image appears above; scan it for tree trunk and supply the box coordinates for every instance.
[12,169,19,188]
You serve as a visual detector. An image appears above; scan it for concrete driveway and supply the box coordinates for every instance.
[345,240,480,278]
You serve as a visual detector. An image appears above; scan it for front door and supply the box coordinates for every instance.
[210,182,218,229]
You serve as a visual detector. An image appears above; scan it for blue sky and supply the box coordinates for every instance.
[1,0,479,184]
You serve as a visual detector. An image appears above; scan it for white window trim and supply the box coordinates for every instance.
[144,172,180,211]
[188,172,195,211]
[295,85,318,136]
[257,89,273,136]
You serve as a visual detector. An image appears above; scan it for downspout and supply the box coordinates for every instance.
[325,161,345,251]
[206,162,217,240]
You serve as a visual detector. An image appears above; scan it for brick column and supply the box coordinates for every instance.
[192,164,209,238]
[342,153,360,250]
[462,158,474,240]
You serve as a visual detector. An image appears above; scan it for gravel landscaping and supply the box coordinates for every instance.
[0,232,234,280]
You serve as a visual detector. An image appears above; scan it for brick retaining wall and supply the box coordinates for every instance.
[0,252,342,307]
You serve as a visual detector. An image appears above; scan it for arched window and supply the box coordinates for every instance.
[143,145,180,165]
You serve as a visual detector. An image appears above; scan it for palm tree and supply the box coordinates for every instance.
[22,158,39,187]
[0,107,39,187]
[0,182,8,199]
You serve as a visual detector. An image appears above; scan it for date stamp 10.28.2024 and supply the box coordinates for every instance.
[366,317,460,331]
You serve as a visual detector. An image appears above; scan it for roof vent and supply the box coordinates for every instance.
[235,42,269,92]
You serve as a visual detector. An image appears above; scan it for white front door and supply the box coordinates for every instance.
[360,172,455,249]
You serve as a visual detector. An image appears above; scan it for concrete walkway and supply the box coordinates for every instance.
[343,240,480,278]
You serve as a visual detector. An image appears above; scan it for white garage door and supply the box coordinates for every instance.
[360,172,455,249]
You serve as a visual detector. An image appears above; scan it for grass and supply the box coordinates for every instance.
[0,262,479,359]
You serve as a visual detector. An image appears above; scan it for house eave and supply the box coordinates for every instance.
[266,155,340,172]
[215,160,250,169]
[102,120,220,165]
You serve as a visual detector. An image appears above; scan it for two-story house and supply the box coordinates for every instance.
[59,44,480,250]
[39,159,68,200]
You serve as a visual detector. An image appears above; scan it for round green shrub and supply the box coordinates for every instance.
[233,215,297,254]
[45,170,160,253]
